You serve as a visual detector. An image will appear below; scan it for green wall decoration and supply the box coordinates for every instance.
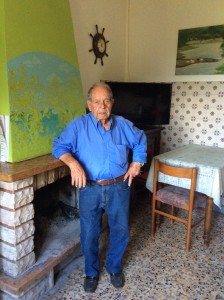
[0,0,85,162]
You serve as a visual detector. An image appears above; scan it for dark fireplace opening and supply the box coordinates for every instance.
[33,176,80,263]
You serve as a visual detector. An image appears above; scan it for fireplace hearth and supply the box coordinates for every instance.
[33,177,80,262]
[0,155,82,300]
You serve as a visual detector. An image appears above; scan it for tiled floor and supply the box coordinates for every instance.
[42,193,224,300]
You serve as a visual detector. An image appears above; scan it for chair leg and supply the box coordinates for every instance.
[151,199,156,239]
[204,197,213,247]
[186,209,193,252]
[156,201,161,230]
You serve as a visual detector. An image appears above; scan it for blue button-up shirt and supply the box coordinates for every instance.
[52,112,147,180]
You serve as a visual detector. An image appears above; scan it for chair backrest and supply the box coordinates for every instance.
[153,159,198,209]
[156,160,197,179]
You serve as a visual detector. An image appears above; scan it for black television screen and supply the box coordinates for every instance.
[105,81,172,129]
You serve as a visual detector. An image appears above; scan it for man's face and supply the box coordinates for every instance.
[87,86,114,122]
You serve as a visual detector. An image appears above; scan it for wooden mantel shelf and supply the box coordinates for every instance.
[0,154,65,183]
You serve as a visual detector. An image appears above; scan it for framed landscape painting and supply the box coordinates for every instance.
[175,24,224,75]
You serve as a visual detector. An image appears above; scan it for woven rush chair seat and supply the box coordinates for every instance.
[156,185,207,209]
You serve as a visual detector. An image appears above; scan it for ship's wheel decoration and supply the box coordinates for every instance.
[89,25,109,65]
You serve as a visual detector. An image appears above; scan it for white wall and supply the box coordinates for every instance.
[129,0,224,82]
[70,0,224,91]
[69,0,127,100]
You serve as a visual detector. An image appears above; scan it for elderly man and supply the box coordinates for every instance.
[52,82,147,293]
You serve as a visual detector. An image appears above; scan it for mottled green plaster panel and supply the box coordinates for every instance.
[8,53,85,162]
[0,0,10,115]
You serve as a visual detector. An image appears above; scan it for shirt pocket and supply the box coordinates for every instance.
[108,142,129,166]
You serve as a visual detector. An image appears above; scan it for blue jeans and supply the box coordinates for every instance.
[79,180,131,277]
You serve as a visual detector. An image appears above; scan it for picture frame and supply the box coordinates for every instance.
[175,24,224,75]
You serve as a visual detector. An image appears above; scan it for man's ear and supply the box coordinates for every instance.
[87,100,92,111]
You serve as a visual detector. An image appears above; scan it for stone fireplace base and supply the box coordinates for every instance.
[0,155,81,299]
[0,227,82,299]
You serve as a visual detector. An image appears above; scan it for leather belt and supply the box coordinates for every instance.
[88,175,125,185]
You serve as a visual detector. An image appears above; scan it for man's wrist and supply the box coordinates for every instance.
[135,162,145,167]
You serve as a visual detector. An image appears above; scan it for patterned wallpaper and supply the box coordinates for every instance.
[160,81,224,154]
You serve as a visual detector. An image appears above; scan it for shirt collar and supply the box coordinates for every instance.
[89,112,113,129]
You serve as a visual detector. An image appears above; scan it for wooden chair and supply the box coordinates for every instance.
[151,159,211,252]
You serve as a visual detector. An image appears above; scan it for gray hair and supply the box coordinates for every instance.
[87,82,113,101]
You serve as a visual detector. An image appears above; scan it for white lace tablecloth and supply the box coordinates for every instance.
[146,144,224,208]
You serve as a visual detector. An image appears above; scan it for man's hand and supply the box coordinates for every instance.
[124,162,142,186]
[59,153,86,188]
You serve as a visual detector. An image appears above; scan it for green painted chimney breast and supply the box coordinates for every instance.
[0,0,85,162]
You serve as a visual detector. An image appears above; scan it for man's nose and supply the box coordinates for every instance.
[99,101,106,107]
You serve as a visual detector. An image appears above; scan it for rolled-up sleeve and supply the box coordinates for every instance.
[52,122,76,159]
[132,128,147,163]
